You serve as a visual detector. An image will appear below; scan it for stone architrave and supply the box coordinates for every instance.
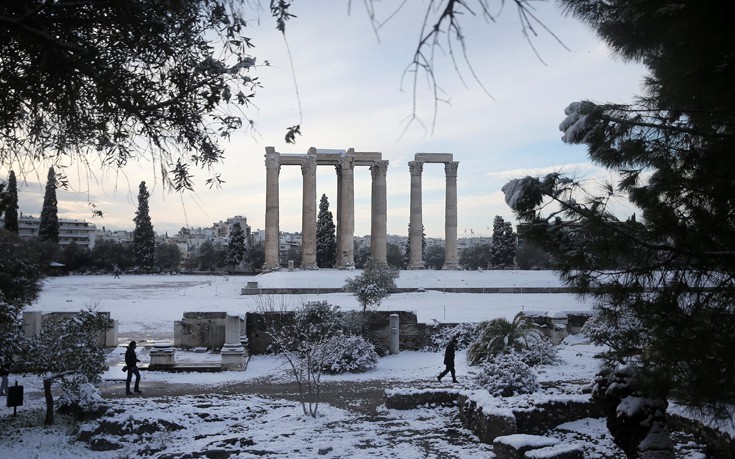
[263,148,281,272]
[370,160,389,264]
[408,161,425,269]
[443,161,460,270]
[301,149,318,269]
[337,153,355,268]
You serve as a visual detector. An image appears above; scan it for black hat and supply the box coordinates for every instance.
[129,341,137,347]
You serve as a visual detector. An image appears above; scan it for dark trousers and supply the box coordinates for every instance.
[126,367,141,392]
[438,364,456,382]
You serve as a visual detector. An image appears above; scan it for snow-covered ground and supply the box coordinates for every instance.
[30,270,591,342]
[1,271,728,458]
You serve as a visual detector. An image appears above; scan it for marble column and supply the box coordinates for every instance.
[408,161,425,269]
[337,153,355,268]
[335,165,342,267]
[443,161,460,270]
[370,160,389,264]
[263,148,281,272]
[301,149,318,269]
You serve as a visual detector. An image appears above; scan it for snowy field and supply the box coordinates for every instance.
[1,271,728,458]
[30,269,591,342]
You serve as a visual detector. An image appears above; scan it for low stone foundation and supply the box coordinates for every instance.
[385,388,601,446]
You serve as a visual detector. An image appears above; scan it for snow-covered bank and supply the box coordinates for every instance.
[31,271,591,342]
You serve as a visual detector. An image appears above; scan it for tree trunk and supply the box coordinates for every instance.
[43,378,54,426]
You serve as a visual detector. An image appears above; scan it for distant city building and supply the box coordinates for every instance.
[0,214,97,248]
[172,215,252,263]
[95,227,134,245]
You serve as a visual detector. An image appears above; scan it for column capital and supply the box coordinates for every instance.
[370,160,389,179]
[339,155,355,171]
[265,152,280,171]
[301,154,317,175]
[409,161,423,176]
[445,161,459,178]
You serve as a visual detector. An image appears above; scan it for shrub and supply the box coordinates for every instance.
[321,335,379,374]
[423,322,479,352]
[471,352,539,397]
[467,312,559,366]
[57,375,105,417]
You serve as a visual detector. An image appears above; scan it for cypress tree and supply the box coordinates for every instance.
[490,216,517,268]
[3,170,18,233]
[38,167,59,243]
[225,221,246,270]
[316,194,336,268]
[132,181,155,272]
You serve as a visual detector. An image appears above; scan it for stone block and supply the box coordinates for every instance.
[415,153,453,163]
[149,343,176,367]
[525,444,585,459]
[492,434,558,459]
[23,311,42,337]
[176,312,228,349]
[458,395,517,444]
[105,320,119,347]
[220,344,246,370]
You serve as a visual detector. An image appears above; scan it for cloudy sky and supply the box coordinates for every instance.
[4,1,646,238]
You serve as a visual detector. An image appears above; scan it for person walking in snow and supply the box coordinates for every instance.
[437,336,458,383]
[125,340,142,395]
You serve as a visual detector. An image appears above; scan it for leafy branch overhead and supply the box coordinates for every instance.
[0,1,263,191]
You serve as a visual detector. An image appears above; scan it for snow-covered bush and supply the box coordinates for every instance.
[468,312,559,366]
[471,352,539,397]
[343,258,399,313]
[57,374,105,416]
[321,335,379,374]
[518,330,562,366]
[423,322,478,352]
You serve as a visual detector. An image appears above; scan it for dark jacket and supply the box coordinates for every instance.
[443,341,456,366]
[125,346,140,368]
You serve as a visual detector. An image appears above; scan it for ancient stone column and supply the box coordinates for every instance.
[301,149,318,269]
[263,148,281,272]
[335,165,342,267]
[337,152,355,268]
[370,160,389,264]
[408,161,425,269]
[443,161,460,270]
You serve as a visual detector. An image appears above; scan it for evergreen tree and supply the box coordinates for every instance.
[490,216,517,268]
[244,240,265,273]
[38,166,59,243]
[225,221,246,270]
[386,242,405,269]
[503,0,735,439]
[132,181,155,272]
[316,194,336,268]
[459,242,492,270]
[424,244,446,270]
[3,170,18,233]
[155,243,182,272]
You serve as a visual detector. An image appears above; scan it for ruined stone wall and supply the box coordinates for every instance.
[174,312,230,349]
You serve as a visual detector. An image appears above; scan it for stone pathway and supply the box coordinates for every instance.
[100,377,442,416]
